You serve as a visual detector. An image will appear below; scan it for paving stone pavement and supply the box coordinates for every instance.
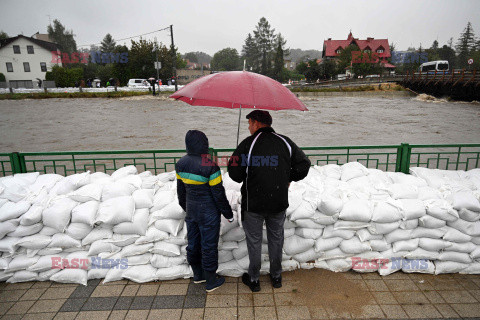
[0,269,479,319]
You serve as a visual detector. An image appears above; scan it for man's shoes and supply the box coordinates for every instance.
[205,271,225,292]
[191,264,206,284]
[270,274,282,288]
[242,273,260,292]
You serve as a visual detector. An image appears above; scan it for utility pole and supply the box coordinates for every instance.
[154,37,159,81]
[170,25,178,91]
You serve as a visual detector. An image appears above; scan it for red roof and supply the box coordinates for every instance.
[323,32,391,59]
[380,61,396,68]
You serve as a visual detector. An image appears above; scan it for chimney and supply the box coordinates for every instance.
[367,37,373,41]
[328,38,332,41]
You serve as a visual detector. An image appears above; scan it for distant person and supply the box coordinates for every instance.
[106,81,110,87]
[176,130,234,292]
[227,110,311,292]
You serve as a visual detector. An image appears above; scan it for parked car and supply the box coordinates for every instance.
[127,79,148,87]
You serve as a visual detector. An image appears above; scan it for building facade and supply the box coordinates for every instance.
[322,32,391,61]
[0,35,62,88]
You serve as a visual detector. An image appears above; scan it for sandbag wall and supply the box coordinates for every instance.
[0,163,479,285]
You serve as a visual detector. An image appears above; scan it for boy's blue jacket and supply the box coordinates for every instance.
[175,130,233,220]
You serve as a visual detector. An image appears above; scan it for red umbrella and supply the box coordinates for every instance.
[169,71,307,145]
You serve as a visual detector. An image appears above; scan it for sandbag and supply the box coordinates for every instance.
[371,199,403,223]
[123,264,158,283]
[339,199,372,222]
[96,196,135,225]
[154,219,184,237]
[50,268,88,286]
[113,208,149,235]
[42,198,77,232]
[20,205,44,226]
[69,183,103,202]
[151,202,185,220]
[66,223,93,240]
[150,241,180,257]
[283,235,314,256]
[111,165,138,180]
[156,264,191,280]
[0,201,31,222]
[132,189,154,209]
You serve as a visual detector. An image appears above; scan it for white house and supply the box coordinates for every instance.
[0,35,62,88]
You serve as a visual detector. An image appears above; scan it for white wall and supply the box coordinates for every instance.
[0,37,61,84]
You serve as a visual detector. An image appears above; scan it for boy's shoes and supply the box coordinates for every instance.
[270,274,282,288]
[242,273,260,292]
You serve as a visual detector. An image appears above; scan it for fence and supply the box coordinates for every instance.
[0,143,479,177]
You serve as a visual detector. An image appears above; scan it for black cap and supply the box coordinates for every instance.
[246,110,272,126]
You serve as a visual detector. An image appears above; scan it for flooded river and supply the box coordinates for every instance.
[0,95,479,152]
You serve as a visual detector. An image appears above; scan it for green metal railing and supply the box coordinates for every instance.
[0,143,479,177]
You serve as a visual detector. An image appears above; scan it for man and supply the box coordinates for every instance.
[227,110,311,292]
[176,130,234,292]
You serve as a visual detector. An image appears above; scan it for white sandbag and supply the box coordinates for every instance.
[402,259,435,274]
[470,247,480,259]
[295,218,325,229]
[0,256,12,269]
[368,221,400,235]
[444,242,476,253]
[369,239,391,252]
[425,199,459,222]
[218,241,239,250]
[28,173,63,194]
[222,226,245,242]
[341,162,368,181]
[51,172,90,196]
[411,227,446,239]
[356,229,383,242]
[50,268,88,286]
[101,182,136,201]
[71,201,99,227]
[48,233,81,249]
[7,270,38,283]
[333,220,369,230]
[96,196,135,225]
[417,186,442,200]
[68,183,103,202]
[16,235,51,250]
[283,235,314,256]
[0,201,31,222]
[387,183,418,199]
[132,189,154,209]
[20,205,44,226]
[141,175,158,190]
[405,248,439,260]
[442,227,472,243]
[154,219,184,237]
[295,228,323,239]
[126,253,152,266]
[460,263,480,274]
[88,240,121,256]
[6,255,40,272]
[113,208,149,236]
[399,199,426,220]
[385,229,412,243]
[35,247,62,256]
[232,241,248,260]
[459,208,480,222]
[286,187,304,215]
[418,215,446,228]
[0,220,19,239]
[103,268,125,283]
[318,194,343,216]
[399,219,419,230]
[151,202,185,220]
[452,191,480,211]
[123,264,158,283]
[158,171,176,183]
[135,226,169,244]
[339,237,371,254]
[116,175,142,189]
[317,164,342,180]
[218,250,234,263]
[237,255,250,269]
[218,260,244,277]
[28,254,65,272]
[326,258,352,272]
[120,243,153,257]
[371,199,403,223]
[322,225,355,239]
[151,254,185,268]
[418,238,451,251]
[111,165,138,180]
[156,264,191,280]
[87,268,109,280]
[66,223,93,240]
[447,219,480,236]
[339,199,372,222]
[150,241,180,257]
[290,201,316,221]
[151,190,176,211]
[107,234,140,247]
[434,261,469,274]
[82,227,113,246]
[392,239,419,252]
[389,172,428,187]
[293,248,323,263]
[282,259,300,272]
[42,198,77,232]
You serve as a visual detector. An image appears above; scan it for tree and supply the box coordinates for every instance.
[438,45,456,68]
[273,34,286,82]
[0,31,8,40]
[183,52,198,63]
[100,34,116,52]
[455,22,476,67]
[351,52,382,77]
[47,19,77,54]
[335,44,359,74]
[111,44,129,85]
[242,33,260,72]
[211,48,241,71]
[254,17,276,75]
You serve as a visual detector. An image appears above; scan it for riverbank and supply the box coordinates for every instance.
[0,91,155,100]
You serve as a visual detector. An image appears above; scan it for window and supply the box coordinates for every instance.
[336,49,342,54]
[6,62,13,72]
[13,45,20,54]
[40,62,47,72]
[377,49,384,53]
[23,62,30,72]
[27,45,34,54]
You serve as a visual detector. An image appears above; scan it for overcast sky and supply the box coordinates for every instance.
[1,0,479,56]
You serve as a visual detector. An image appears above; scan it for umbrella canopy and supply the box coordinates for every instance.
[169,71,307,111]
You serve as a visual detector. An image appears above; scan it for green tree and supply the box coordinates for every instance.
[0,72,5,82]
[48,65,83,87]
[100,34,116,52]
[273,35,286,82]
[455,22,476,68]
[242,33,260,71]
[184,52,198,63]
[47,19,77,54]
[111,45,129,85]
[335,44,359,74]
[0,31,8,40]
[351,52,382,77]
[438,45,456,68]
[211,48,241,71]
[254,17,276,75]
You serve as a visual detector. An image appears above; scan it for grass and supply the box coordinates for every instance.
[0,90,156,100]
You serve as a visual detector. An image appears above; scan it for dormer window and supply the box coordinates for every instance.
[336,48,342,54]
[377,49,384,53]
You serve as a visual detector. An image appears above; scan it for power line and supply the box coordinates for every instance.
[77,26,171,48]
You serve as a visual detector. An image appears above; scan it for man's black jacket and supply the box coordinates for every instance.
[227,126,311,216]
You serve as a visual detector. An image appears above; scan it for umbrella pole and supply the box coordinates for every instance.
[236,104,242,147]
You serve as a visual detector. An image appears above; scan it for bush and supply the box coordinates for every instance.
[0,72,5,82]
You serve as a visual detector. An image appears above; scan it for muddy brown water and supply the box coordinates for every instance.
[0,95,479,152]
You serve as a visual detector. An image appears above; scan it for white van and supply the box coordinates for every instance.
[127,79,148,87]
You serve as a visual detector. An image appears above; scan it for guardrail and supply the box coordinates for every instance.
[1,143,479,177]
